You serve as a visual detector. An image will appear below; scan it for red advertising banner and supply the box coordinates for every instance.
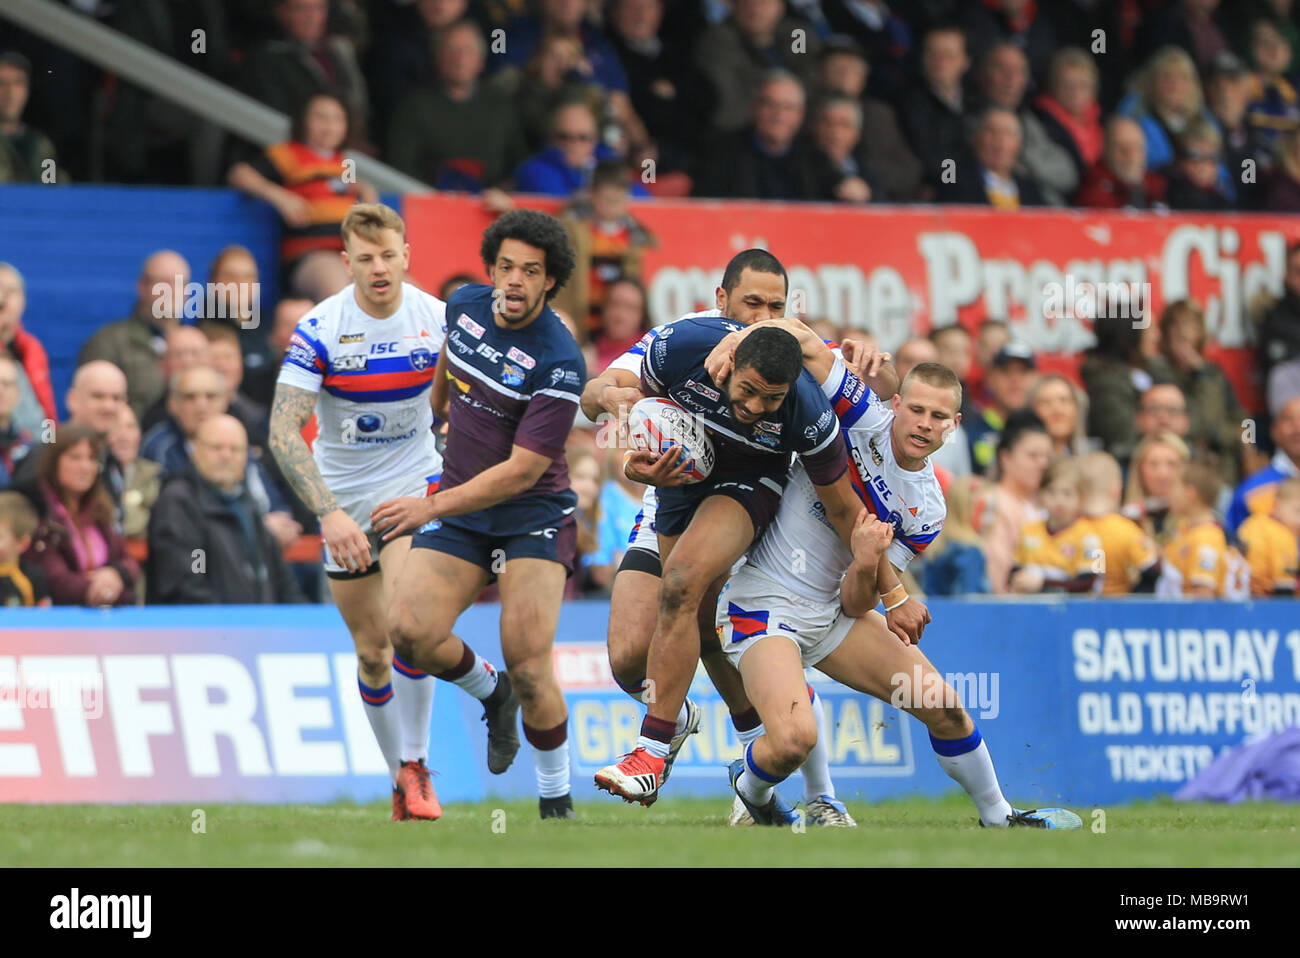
[404,195,1300,409]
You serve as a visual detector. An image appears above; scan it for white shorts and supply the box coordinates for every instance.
[716,565,850,669]
[625,485,659,554]
[325,471,438,576]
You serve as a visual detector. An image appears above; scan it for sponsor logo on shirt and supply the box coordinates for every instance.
[339,333,364,344]
[334,353,367,372]
[845,373,866,405]
[457,314,486,338]
[562,370,582,386]
[686,379,720,402]
[286,339,315,368]
[506,346,536,369]
[476,342,503,363]
[754,420,781,435]
[501,362,526,387]
[752,431,780,449]
[369,341,401,355]
[868,436,884,466]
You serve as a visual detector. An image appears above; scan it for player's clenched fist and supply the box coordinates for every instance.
[320,509,373,574]
[370,496,438,541]
[851,509,893,562]
[886,595,932,646]
[623,443,693,487]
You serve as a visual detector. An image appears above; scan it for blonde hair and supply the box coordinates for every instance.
[0,490,38,541]
[1140,46,1203,117]
[927,476,984,558]
[341,203,406,247]
[1124,430,1190,507]
[1076,450,1124,509]
[1048,47,1099,95]
[1028,373,1090,457]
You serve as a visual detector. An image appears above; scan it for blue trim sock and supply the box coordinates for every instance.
[930,725,1013,826]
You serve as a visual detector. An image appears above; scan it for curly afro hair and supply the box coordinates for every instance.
[479,209,576,301]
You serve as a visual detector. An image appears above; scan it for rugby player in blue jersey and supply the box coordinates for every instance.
[374,210,586,819]
[594,313,921,811]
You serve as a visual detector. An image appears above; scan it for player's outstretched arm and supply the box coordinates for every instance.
[704,317,833,383]
[268,381,372,573]
[841,337,899,399]
[580,368,643,422]
[372,444,553,539]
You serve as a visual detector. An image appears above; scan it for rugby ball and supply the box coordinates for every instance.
[627,397,715,483]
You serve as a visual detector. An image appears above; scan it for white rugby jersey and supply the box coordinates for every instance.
[748,355,947,605]
[277,282,447,494]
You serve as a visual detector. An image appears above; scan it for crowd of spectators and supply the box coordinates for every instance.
[6,1,1300,212]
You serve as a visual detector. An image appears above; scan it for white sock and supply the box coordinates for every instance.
[392,655,435,763]
[735,720,764,749]
[441,647,499,700]
[801,690,836,803]
[526,723,571,799]
[634,735,671,759]
[358,674,402,781]
[737,742,782,805]
[931,728,1014,826]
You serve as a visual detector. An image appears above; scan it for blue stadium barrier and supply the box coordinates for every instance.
[3,600,1297,808]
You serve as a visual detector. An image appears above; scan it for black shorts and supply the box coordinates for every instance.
[412,513,578,580]
[654,471,786,540]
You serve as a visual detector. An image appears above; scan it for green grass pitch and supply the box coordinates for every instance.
[3,793,1298,867]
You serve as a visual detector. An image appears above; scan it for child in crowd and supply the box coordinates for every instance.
[1236,476,1300,596]
[1158,461,1250,599]
[1077,451,1160,594]
[0,490,49,606]
[1009,460,1100,593]
[921,476,989,596]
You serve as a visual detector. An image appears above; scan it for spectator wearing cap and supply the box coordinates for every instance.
[78,249,192,421]
[0,262,56,435]
[898,24,972,193]
[0,52,57,183]
[1206,50,1269,207]
[968,341,1038,475]
[972,41,1078,205]
[813,41,921,201]
[694,70,862,201]
[938,107,1047,209]
[1075,116,1168,209]
[695,0,823,135]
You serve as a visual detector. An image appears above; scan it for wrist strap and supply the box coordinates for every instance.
[884,594,909,612]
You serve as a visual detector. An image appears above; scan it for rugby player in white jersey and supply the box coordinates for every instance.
[705,323,1083,828]
[269,204,517,822]
[581,250,898,825]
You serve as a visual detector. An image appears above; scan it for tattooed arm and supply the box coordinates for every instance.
[269,382,371,572]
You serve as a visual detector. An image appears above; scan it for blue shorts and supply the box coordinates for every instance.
[654,470,787,540]
[411,494,578,579]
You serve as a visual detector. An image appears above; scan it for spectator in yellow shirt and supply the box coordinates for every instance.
[1077,450,1159,594]
[1010,459,1100,593]
[1237,477,1300,597]
[1159,461,1250,599]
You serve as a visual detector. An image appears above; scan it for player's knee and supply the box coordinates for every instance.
[355,640,392,676]
[659,565,705,616]
[607,638,646,689]
[387,604,440,662]
[766,717,817,772]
